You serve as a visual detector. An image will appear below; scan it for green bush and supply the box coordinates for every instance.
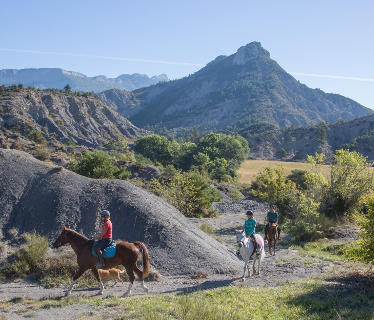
[251,166,298,221]
[150,170,220,217]
[284,193,322,241]
[68,151,130,180]
[200,224,215,234]
[323,149,374,217]
[27,129,47,145]
[1,233,48,277]
[229,188,244,201]
[346,193,374,264]
[287,169,308,190]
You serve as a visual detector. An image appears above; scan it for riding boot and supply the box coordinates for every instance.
[96,250,104,268]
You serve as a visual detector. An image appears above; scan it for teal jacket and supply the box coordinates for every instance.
[244,219,256,236]
[267,211,279,223]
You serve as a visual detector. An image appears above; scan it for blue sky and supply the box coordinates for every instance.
[1,0,373,108]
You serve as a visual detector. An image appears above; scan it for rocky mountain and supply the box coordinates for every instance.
[100,42,372,132]
[0,86,147,152]
[0,148,241,275]
[244,115,374,160]
[0,68,168,92]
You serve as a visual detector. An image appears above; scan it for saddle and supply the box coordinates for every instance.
[270,223,278,227]
[91,241,117,258]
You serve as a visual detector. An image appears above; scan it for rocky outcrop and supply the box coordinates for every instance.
[0,149,242,275]
[0,68,168,92]
[0,87,147,148]
[100,42,372,132]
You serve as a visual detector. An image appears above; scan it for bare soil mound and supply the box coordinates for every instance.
[0,148,241,275]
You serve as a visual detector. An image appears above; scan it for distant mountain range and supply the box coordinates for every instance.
[99,42,372,132]
[0,68,168,92]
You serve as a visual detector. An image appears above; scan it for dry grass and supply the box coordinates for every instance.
[238,159,331,184]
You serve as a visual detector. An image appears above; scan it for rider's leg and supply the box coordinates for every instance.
[250,234,258,252]
[94,240,105,267]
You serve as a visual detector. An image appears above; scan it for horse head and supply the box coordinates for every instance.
[52,226,70,248]
[235,230,247,248]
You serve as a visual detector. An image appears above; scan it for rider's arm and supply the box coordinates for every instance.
[94,226,108,240]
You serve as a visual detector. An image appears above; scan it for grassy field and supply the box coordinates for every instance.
[2,275,374,320]
[238,160,331,184]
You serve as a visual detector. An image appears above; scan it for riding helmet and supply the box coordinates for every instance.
[100,209,111,217]
[246,210,253,216]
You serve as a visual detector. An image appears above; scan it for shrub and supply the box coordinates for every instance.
[27,129,46,144]
[68,151,118,179]
[134,134,176,166]
[287,169,308,190]
[284,193,322,241]
[346,193,374,264]
[229,188,244,201]
[251,166,298,221]
[322,150,374,217]
[150,171,220,217]
[1,233,48,277]
[33,145,51,160]
[200,224,215,234]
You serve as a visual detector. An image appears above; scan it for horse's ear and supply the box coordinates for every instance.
[63,225,67,230]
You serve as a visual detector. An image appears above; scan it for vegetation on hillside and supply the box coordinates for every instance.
[251,149,374,241]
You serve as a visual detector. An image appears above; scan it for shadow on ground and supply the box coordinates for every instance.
[288,273,374,319]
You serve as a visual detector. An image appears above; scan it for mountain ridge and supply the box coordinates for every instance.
[99,42,372,132]
[0,68,168,92]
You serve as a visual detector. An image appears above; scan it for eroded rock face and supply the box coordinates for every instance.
[0,88,148,148]
[0,149,241,275]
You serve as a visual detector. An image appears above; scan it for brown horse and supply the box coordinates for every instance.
[52,226,150,296]
[266,223,279,256]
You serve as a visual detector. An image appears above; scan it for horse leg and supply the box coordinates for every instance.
[252,256,257,276]
[65,268,86,296]
[91,267,104,295]
[123,265,135,297]
[273,240,276,256]
[134,264,149,293]
[268,240,272,256]
[242,260,247,281]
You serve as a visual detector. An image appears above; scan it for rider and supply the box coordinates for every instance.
[93,210,113,268]
[244,210,258,253]
[264,206,281,241]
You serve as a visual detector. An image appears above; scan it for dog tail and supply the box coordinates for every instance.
[134,241,150,281]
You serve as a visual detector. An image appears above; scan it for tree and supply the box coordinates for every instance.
[322,149,374,217]
[347,194,374,264]
[68,151,120,179]
[134,134,176,166]
[64,84,72,93]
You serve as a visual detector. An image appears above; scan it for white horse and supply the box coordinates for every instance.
[236,231,265,281]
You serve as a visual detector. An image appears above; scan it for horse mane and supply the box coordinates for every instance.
[65,228,90,244]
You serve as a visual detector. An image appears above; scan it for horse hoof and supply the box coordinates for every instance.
[65,291,71,297]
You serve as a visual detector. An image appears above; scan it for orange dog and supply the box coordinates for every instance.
[96,268,125,286]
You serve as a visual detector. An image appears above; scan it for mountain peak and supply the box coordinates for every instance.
[232,41,270,65]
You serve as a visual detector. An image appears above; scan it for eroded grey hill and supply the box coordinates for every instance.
[0,87,147,149]
[0,149,241,275]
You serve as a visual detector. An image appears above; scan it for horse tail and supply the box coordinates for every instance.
[134,241,150,280]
